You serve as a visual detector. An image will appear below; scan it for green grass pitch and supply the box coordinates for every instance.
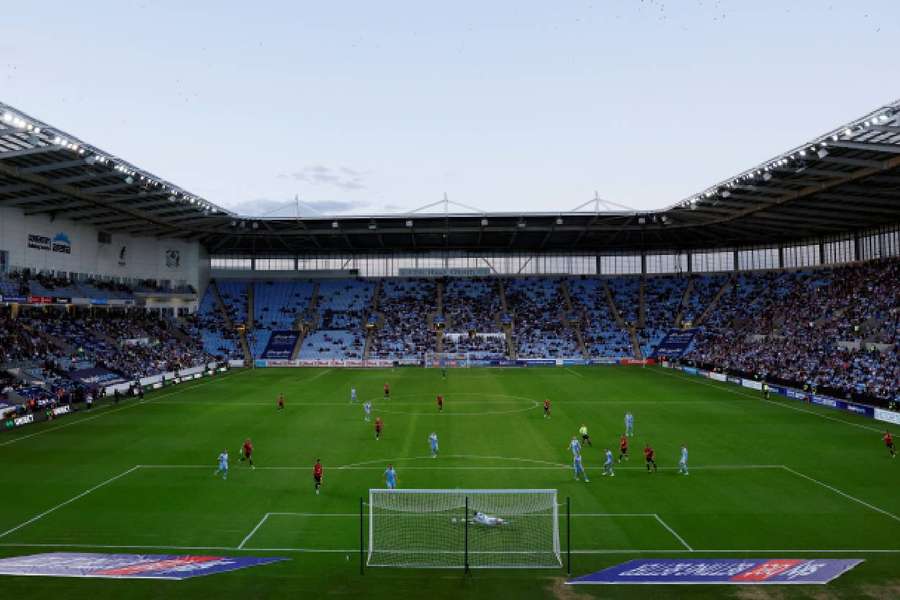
[0,366,897,599]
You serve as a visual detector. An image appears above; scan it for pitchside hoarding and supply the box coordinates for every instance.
[0,552,287,580]
[568,558,863,585]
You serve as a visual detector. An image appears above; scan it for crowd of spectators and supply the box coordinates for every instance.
[681,273,729,325]
[608,277,641,326]
[16,309,212,381]
[568,277,633,357]
[299,279,374,359]
[1,271,195,300]
[370,279,437,360]
[445,334,507,359]
[637,276,689,357]
[507,278,579,358]
[249,280,315,357]
[194,286,243,359]
[684,260,899,404]
[0,311,55,365]
[443,278,502,332]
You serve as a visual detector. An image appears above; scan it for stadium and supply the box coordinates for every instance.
[1,6,899,599]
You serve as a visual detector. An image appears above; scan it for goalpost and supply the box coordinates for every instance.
[425,351,470,368]
[366,489,562,570]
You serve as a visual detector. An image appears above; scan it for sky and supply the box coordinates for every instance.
[2,1,898,217]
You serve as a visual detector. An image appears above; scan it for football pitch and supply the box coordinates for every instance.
[0,366,897,598]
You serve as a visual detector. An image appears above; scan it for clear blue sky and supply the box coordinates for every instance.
[2,1,897,216]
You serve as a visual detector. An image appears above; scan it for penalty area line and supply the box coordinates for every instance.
[0,465,142,540]
[653,514,693,552]
[237,513,271,549]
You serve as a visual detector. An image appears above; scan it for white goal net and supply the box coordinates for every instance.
[367,489,560,569]
[424,351,470,368]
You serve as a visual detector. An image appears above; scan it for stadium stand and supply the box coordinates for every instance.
[681,273,729,326]
[250,280,315,357]
[568,277,634,358]
[441,278,507,359]
[370,279,437,360]
[638,275,690,357]
[684,260,899,404]
[195,285,242,359]
[506,278,580,358]
[298,279,374,359]
[443,278,502,332]
[608,276,641,326]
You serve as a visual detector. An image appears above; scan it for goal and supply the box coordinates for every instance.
[366,489,561,569]
[424,351,470,368]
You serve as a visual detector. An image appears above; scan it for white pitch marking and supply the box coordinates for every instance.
[237,513,271,549]
[0,542,896,554]
[0,465,142,539]
[652,367,883,433]
[137,462,781,471]
[572,548,900,554]
[0,368,251,448]
[564,367,584,378]
[653,514,693,552]
[780,465,900,524]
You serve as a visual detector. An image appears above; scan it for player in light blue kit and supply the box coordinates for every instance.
[568,436,582,458]
[602,448,615,477]
[625,412,634,437]
[679,444,689,475]
[214,449,228,480]
[429,432,439,458]
[573,453,589,482]
[384,464,398,489]
[363,400,372,422]
[350,387,357,403]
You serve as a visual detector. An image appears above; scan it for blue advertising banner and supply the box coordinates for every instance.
[69,367,127,386]
[651,329,698,359]
[568,558,863,585]
[0,552,287,580]
[562,359,589,366]
[261,330,299,360]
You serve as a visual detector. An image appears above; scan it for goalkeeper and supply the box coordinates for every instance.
[473,510,506,527]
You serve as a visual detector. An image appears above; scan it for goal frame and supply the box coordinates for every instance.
[425,351,471,368]
[365,488,564,571]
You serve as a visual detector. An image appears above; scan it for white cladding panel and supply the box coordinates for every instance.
[0,205,201,288]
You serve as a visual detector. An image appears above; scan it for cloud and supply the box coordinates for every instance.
[280,165,366,191]
[226,197,372,217]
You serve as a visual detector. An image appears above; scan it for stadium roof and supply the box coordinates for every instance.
[1,99,899,254]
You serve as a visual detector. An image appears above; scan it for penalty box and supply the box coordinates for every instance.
[1,464,898,553]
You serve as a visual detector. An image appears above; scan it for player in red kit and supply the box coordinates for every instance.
[313,459,324,495]
[643,444,657,472]
[241,438,255,469]
[543,399,551,419]
[375,417,383,440]
[437,394,444,412]
[277,393,285,410]
[383,383,390,399]
[885,431,896,458]
[618,434,629,462]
